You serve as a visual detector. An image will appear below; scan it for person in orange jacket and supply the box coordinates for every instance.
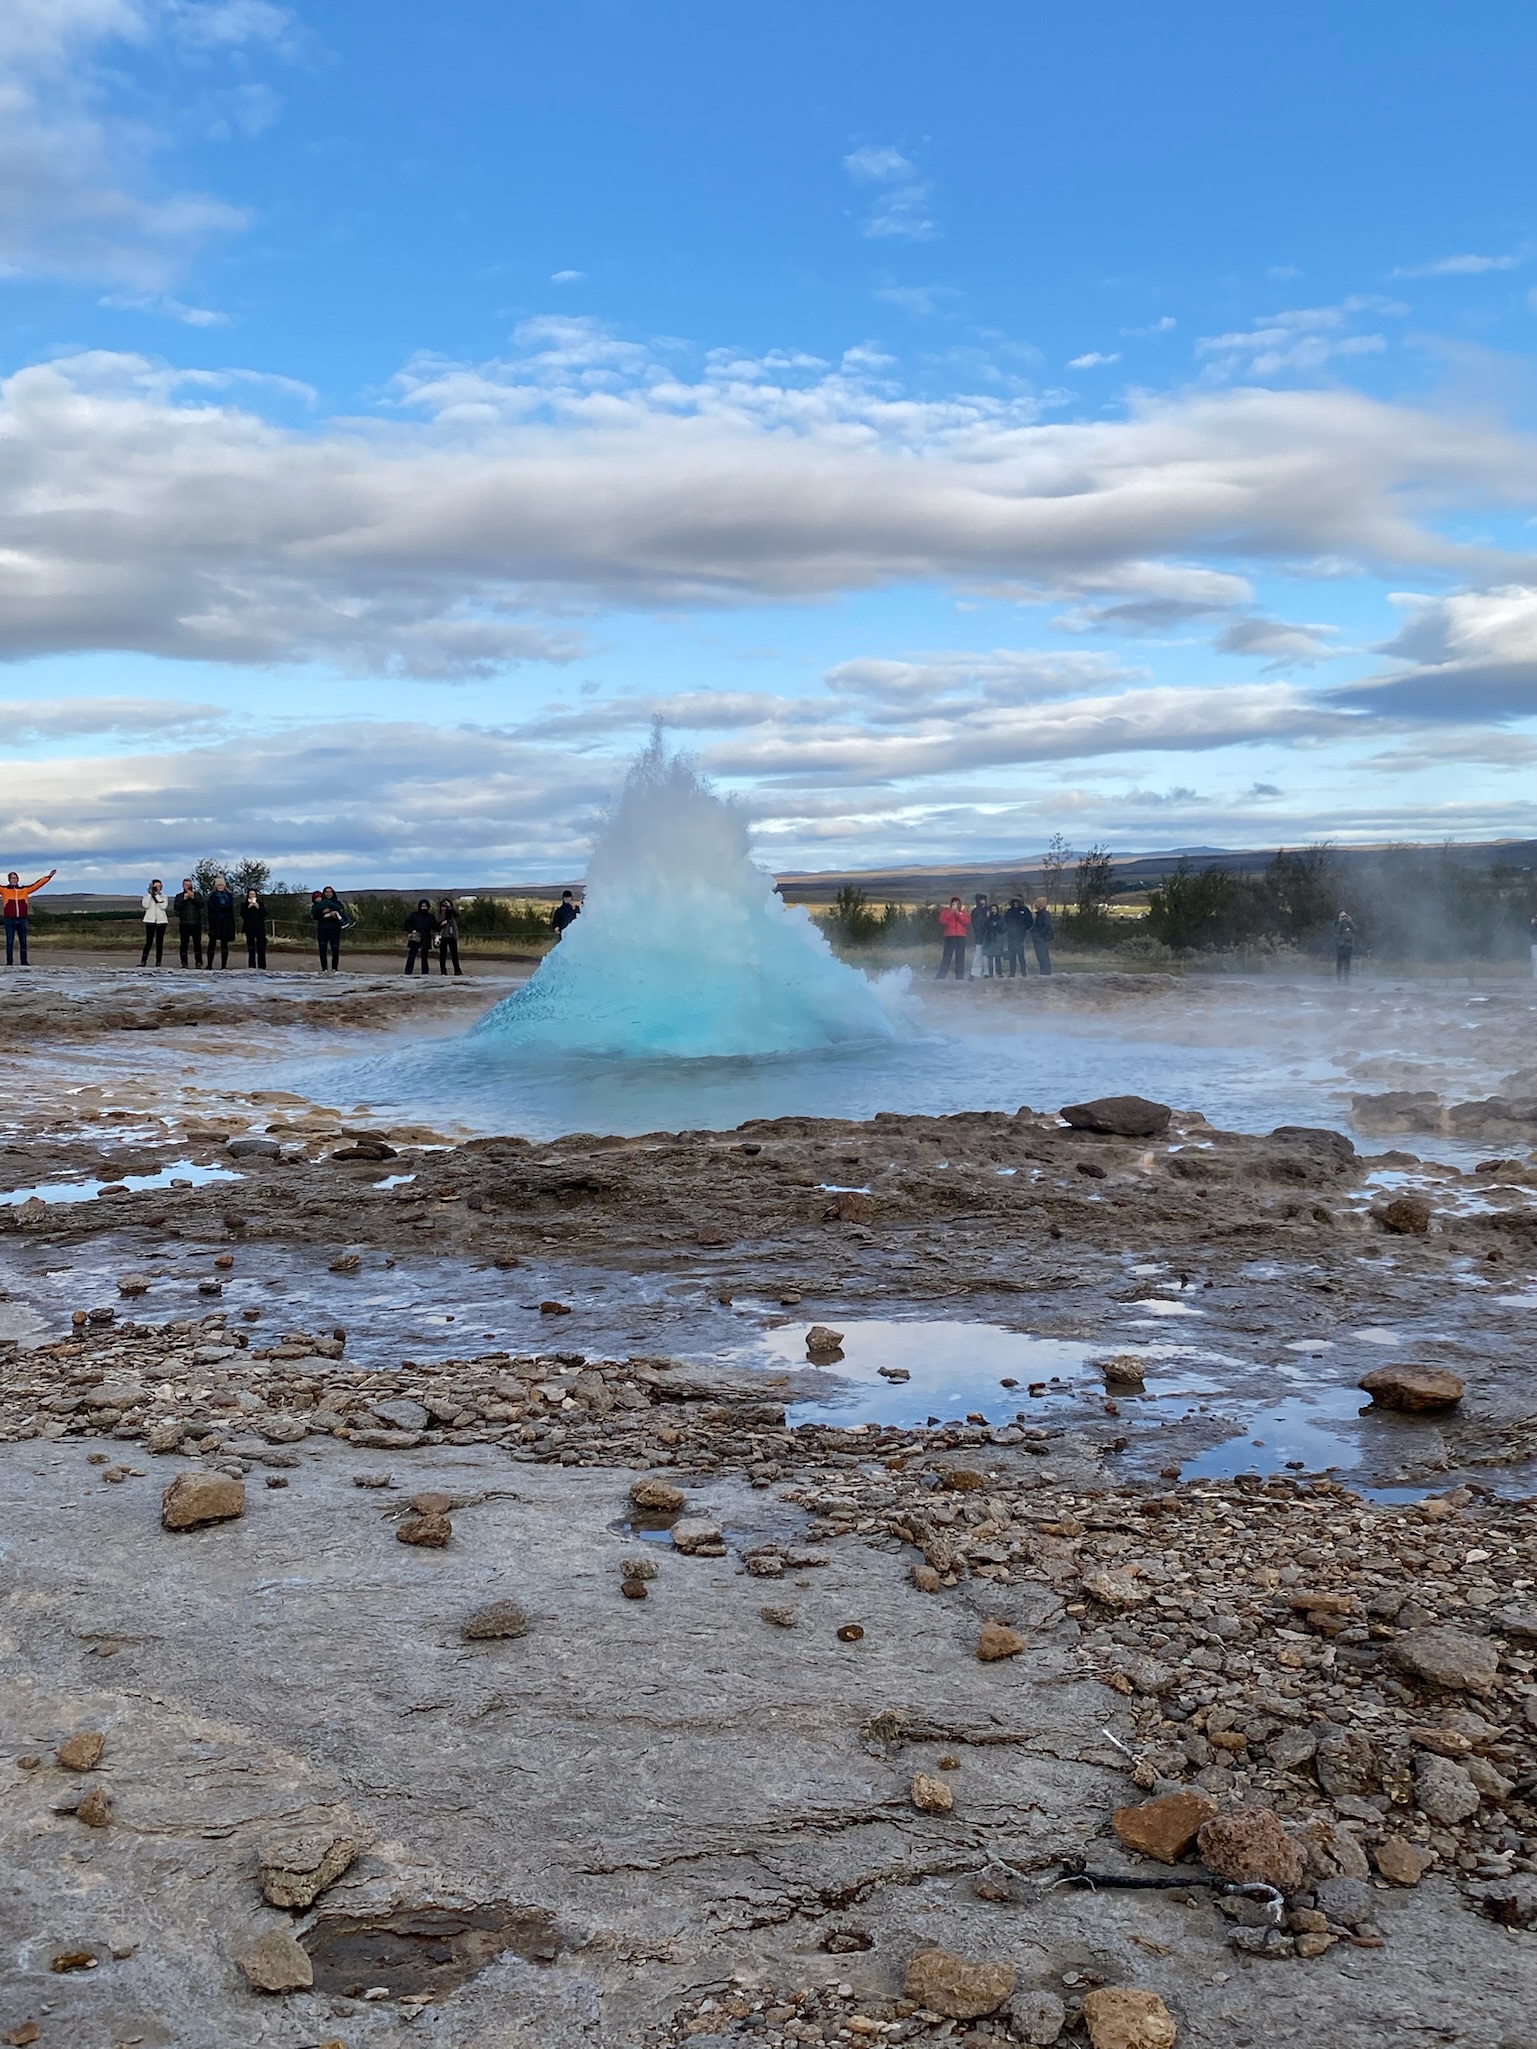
[3,867,56,966]
[937,895,969,980]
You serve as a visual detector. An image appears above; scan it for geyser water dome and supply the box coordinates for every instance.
[476,737,905,1060]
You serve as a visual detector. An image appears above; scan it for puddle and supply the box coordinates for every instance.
[742,1318,1202,1430]
[303,1902,560,2000]
[615,1509,682,1542]
[1182,1383,1369,1480]
[0,1160,241,1207]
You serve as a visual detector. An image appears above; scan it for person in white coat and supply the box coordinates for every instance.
[140,878,169,967]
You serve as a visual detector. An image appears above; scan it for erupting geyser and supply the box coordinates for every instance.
[476,736,905,1060]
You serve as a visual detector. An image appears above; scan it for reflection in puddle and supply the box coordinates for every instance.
[0,1160,241,1207]
[747,1318,1201,1430]
[1184,1383,1370,1479]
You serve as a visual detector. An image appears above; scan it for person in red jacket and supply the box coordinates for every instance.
[937,895,969,980]
[3,867,56,966]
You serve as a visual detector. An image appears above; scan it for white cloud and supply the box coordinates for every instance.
[1212,615,1339,669]
[1338,584,1537,719]
[0,0,287,290]
[0,339,1532,677]
[100,289,229,324]
[551,269,585,284]
[0,695,226,741]
[843,144,936,242]
[1391,252,1522,278]
[1197,298,1407,380]
[1068,351,1120,370]
[1121,317,1176,338]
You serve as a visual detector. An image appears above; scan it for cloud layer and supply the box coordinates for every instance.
[2,335,1534,679]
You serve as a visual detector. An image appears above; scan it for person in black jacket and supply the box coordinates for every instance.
[1003,896,1033,977]
[205,873,237,969]
[312,886,350,970]
[404,898,436,974]
[241,888,267,969]
[551,890,580,938]
[174,878,204,969]
[1031,898,1054,975]
[436,898,462,976]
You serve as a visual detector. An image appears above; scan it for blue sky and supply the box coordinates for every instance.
[3,0,1536,886]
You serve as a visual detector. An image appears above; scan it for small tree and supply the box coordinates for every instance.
[193,856,269,897]
[1042,833,1073,911]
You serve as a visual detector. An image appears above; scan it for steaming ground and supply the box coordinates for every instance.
[3,963,1537,2045]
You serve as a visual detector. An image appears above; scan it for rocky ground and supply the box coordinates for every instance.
[2,972,1536,2045]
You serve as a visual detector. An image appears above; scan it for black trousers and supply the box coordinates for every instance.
[178,926,203,968]
[1006,940,1029,976]
[1031,937,1052,975]
[1336,949,1352,981]
[205,936,230,968]
[246,934,266,968]
[405,939,431,974]
[317,929,339,970]
[141,924,166,966]
[937,936,966,979]
[437,935,461,975]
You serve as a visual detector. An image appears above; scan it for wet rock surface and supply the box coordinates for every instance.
[2,971,1537,2045]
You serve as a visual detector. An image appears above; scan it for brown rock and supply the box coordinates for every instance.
[74,1786,112,1828]
[1379,1194,1431,1234]
[48,1950,99,1973]
[903,1947,1015,2020]
[1081,1988,1177,2049]
[1393,1626,1500,1693]
[259,1829,364,1909]
[805,1323,845,1356]
[236,1928,314,1994]
[328,1253,361,1273]
[54,1731,105,1773]
[836,1622,865,1643]
[461,1600,529,1640]
[977,1620,1026,1662]
[911,1770,955,1815]
[670,1517,725,1556]
[761,1604,796,1628]
[1083,1569,1151,1610]
[116,1274,151,1297]
[1113,1790,1218,1864]
[1060,1095,1172,1139]
[912,1564,942,1593]
[162,1470,246,1530]
[621,1577,648,1599]
[409,1490,455,1515]
[396,1512,452,1547]
[1373,1835,1434,1887]
[1295,1932,1336,1960]
[1196,1807,1307,1891]
[1358,1364,1463,1413]
[5,2022,42,2045]
[831,1190,872,1222]
[629,1477,685,1513]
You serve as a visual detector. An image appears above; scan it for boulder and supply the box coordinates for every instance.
[1060,1095,1172,1139]
[670,1518,725,1556]
[462,1600,529,1641]
[910,1771,955,1815]
[804,1324,844,1356]
[75,1787,113,1828]
[259,1829,364,1910]
[1081,1988,1178,2049]
[161,1471,246,1531]
[1006,1989,1067,2045]
[1196,1807,1306,1891]
[236,1929,314,1994]
[396,1512,452,1547]
[629,1477,685,1513]
[976,1620,1026,1662]
[1082,1569,1151,1610]
[1414,1753,1480,1825]
[226,1136,282,1159]
[1378,1194,1431,1235]
[1113,1790,1218,1863]
[55,1732,105,1772]
[1358,1363,1463,1413]
[1373,1836,1434,1887]
[902,1947,1015,2020]
[1393,1626,1500,1694]
[371,1397,430,1433]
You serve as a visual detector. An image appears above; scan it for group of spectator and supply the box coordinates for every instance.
[937,893,1054,980]
[139,877,270,970]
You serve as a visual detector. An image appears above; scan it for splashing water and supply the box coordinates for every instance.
[475,737,906,1060]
